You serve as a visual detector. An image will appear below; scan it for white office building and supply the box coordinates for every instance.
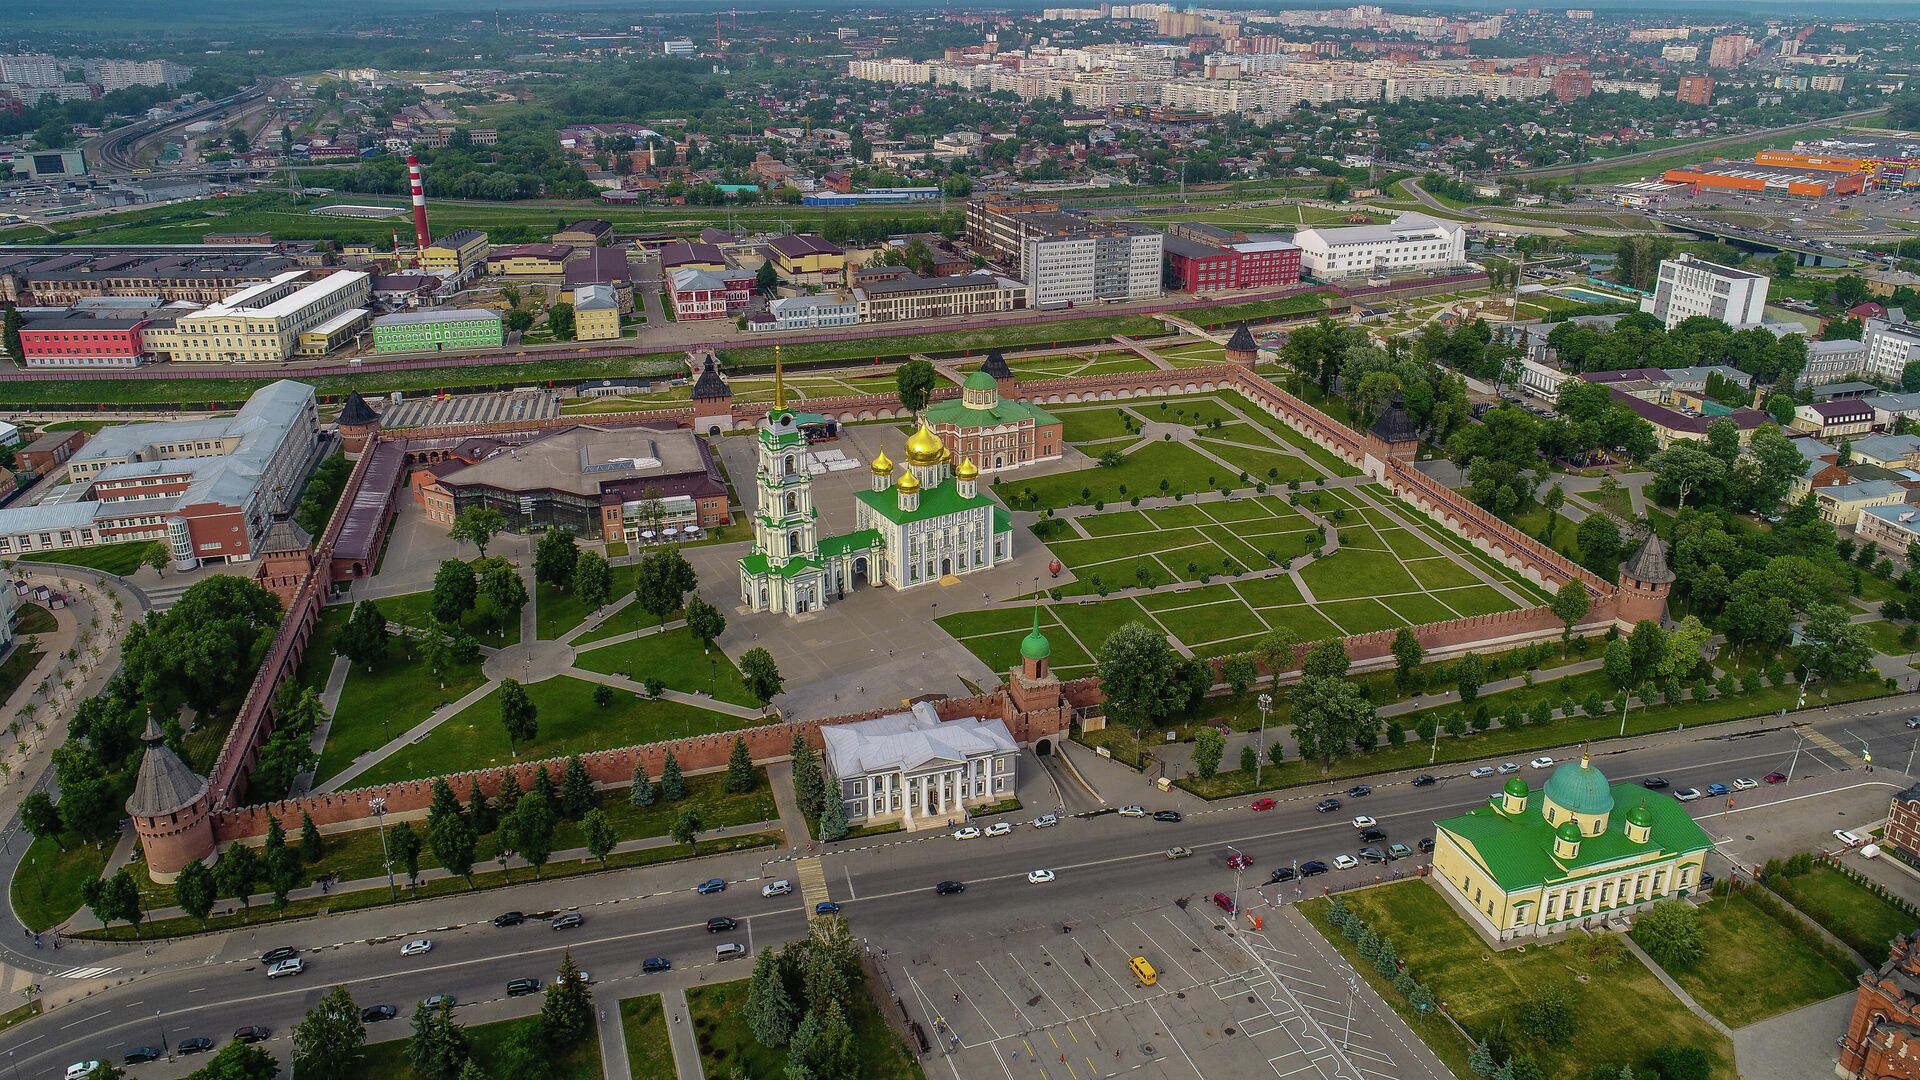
[1022,228,1161,308]
[1862,308,1920,384]
[821,703,1020,830]
[748,293,860,333]
[1292,212,1466,280]
[1641,255,1769,329]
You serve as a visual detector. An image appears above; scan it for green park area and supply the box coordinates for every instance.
[619,995,675,1079]
[1632,885,1858,1028]
[1304,883,1736,1080]
[572,625,761,708]
[349,1013,601,1080]
[1766,858,1919,965]
[685,943,924,1080]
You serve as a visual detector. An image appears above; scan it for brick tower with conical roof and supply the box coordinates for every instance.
[1617,530,1676,627]
[127,716,215,882]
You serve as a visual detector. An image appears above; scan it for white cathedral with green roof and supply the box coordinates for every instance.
[738,357,1014,616]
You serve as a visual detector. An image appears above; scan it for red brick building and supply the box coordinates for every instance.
[17,309,155,368]
[1677,75,1714,107]
[17,429,88,474]
[1162,235,1301,293]
[1551,68,1593,102]
[1839,917,1920,1079]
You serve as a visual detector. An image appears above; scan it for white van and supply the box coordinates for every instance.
[715,943,748,962]
[762,879,793,897]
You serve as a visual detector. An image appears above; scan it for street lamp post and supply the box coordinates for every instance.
[370,796,397,902]
[1343,975,1357,1050]
[1227,844,1246,922]
[1255,693,1273,788]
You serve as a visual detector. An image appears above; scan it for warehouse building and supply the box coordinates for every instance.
[854,272,1029,323]
[572,284,622,341]
[419,229,491,283]
[1660,158,1868,198]
[371,308,504,353]
[486,244,577,276]
[1292,213,1465,280]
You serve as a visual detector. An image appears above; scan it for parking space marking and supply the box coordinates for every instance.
[1111,918,1204,991]
[980,958,1039,1029]
[943,967,1007,1041]
[1006,951,1076,1021]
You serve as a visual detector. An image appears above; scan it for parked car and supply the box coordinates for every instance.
[1027,869,1057,884]
[267,958,305,979]
[1764,772,1787,784]
[1269,866,1297,883]
[1315,799,1342,813]
[1226,854,1253,870]
[1251,798,1277,811]
[551,912,584,930]
[985,822,1012,836]
[1166,846,1193,859]
[1417,838,1435,854]
[1351,816,1376,830]
[642,958,672,974]
[123,1048,163,1065]
[420,996,454,1010]
[1211,892,1236,913]
[400,938,432,957]
[952,826,982,840]
[1469,766,1496,779]
[1642,777,1669,790]
[1907,716,1920,729]
[1359,827,1387,843]
[1346,784,1372,798]
[1118,805,1148,817]
[232,1027,271,1044]
[1153,810,1183,822]
[66,1064,101,1080]
[361,1006,397,1023]
[707,917,738,933]
[260,947,298,964]
[1411,774,1436,787]
[1033,814,1059,828]
[762,880,792,898]
[177,1038,214,1056]
[493,911,526,927]
[1674,787,1703,801]
[1332,854,1360,870]
[1834,829,1866,848]
[1358,847,1388,864]
[697,879,727,895]
[1496,763,1520,774]
[1388,843,1413,860]
[936,880,966,895]
[1704,783,1730,797]
[815,901,842,915]
[715,944,748,961]
[1731,778,1758,791]
[507,978,541,997]
[1528,756,1555,770]
[1300,860,1330,877]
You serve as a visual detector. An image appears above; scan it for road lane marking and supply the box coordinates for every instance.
[793,857,830,911]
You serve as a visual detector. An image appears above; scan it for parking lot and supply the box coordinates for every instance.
[885,892,1450,1080]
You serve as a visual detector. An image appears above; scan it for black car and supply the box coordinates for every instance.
[1359,827,1388,843]
[1699,871,1717,889]
[1153,810,1182,822]
[361,1006,398,1023]
[1417,837,1435,854]
[1358,847,1388,864]
[642,957,672,974]
[233,1027,270,1044]
[936,880,966,895]
[493,911,525,927]
[1642,777,1669,790]
[707,917,738,933]
[1269,866,1298,883]
[551,912,583,930]
[507,978,541,997]
[1315,799,1341,813]
[124,1047,163,1065]
[1299,860,1330,877]
[177,1038,214,1056]
[1347,784,1372,798]
[1411,774,1436,787]
[260,946,298,964]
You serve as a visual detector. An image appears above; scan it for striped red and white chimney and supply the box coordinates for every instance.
[407,154,431,254]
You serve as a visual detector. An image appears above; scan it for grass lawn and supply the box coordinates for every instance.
[1769,863,1919,965]
[572,625,759,708]
[378,587,523,647]
[1642,887,1857,1027]
[346,1015,600,1079]
[534,563,638,640]
[1001,440,1236,510]
[1302,883,1736,1080]
[1859,619,1915,658]
[1055,406,1141,444]
[0,644,45,708]
[716,315,1163,370]
[620,994,675,1079]
[12,833,111,931]
[313,637,490,785]
[685,977,924,1080]
[351,676,763,786]
[21,540,155,576]
[1181,291,1335,329]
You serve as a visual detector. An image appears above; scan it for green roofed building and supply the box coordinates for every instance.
[922,364,1064,474]
[1430,752,1713,942]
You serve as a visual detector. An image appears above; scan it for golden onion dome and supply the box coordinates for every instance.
[896,469,922,493]
[904,423,946,467]
[869,450,894,475]
[956,457,979,480]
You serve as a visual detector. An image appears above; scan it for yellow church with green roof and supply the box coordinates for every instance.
[1430,753,1713,943]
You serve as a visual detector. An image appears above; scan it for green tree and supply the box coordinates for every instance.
[895,357,938,415]
[1391,627,1423,690]
[1454,654,1485,705]
[790,731,825,819]
[670,808,702,852]
[1,306,22,364]
[660,750,686,801]
[1575,515,1623,580]
[174,857,217,926]
[504,791,556,878]
[506,308,535,333]
[1254,628,1297,689]
[1801,602,1873,682]
[19,791,61,849]
[571,550,613,610]
[1301,639,1351,680]
[726,735,757,792]
[1551,581,1590,654]
[447,506,507,557]
[141,541,171,577]
[1634,899,1704,968]
[183,1042,279,1080]
[293,984,366,1080]
[1097,622,1190,734]
[546,301,577,341]
[629,758,656,808]
[756,259,779,294]
[215,840,259,913]
[1192,727,1226,779]
[746,947,799,1046]
[633,546,697,624]
[408,997,471,1080]
[498,678,538,753]
[1222,653,1257,697]
[581,809,617,868]
[818,765,849,840]
[264,816,299,910]
[1291,676,1377,770]
[300,811,324,863]
[533,527,579,590]
[685,594,726,652]
[390,821,423,886]
[540,950,594,1048]
[477,558,528,632]
[560,754,596,818]
[428,813,477,887]
[1772,252,1796,278]
[1515,983,1576,1043]
[1542,482,1565,538]
[431,560,477,625]
[741,646,784,712]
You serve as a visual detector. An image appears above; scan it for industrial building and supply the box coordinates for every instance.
[1162,231,1302,292]
[748,293,861,333]
[1292,213,1466,280]
[14,299,187,368]
[1641,255,1769,329]
[1659,158,1868,198]
[486,244,577,276]
[143,270,371,364]
[1769,134,1920,188]
[854,272,1029,323]
[370,308,504,353]
[1,252,299,307]
[761,234,847,279]
[418,229,491,283]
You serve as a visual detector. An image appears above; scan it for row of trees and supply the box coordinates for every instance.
[744,916,867,1079]
[1548,312,1810,390]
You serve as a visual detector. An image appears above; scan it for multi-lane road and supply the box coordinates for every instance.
[6,691,1919,1079]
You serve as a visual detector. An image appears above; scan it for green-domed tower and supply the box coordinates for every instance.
[1543,752,1615,836]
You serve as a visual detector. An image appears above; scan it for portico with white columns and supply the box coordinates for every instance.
[822,703,1019,831]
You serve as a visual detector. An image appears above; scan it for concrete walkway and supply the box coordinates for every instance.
[597,993,634,1080]
[765,759,811,853]
[314,676,500,794]
[663,986,704,1080]
[1622,931,1734,1037]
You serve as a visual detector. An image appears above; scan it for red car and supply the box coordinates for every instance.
[1251,798,1277,812]
[1763,772,1787,785]
[1227,854,1253,870]
[1212,892,1236,913]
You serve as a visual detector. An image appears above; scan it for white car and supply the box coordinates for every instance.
[1731,777,1758,791]
[1351,816,1376,830]
[66,1063,101,1080]
[1674,787,1703,802]
[1117,805,1148,817]
[985,822,1012,837]
[1469,765,1496,778]
[1332,854,1360,870]
[1027,869,1056,884]
[267,958,305,979]
[953,826,982,840]
[1496,763,1520,774]
[401,938,433,957]
[1528,756,1555,770]
[1835,829,1866,848]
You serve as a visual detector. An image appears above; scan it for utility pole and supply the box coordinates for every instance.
[371,796,397,901]
[1256,693,1273,787]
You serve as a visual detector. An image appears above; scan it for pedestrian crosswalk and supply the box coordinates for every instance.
[51,964,118,980]
[1803,728,1861,764]
[793,856,830,911]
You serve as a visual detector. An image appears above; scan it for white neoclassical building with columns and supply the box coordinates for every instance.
[821,703,1019,830]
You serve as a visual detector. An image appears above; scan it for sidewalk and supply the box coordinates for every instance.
[663,986,705,1080]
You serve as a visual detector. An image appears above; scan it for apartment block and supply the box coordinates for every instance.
[1641,255,1768,329]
